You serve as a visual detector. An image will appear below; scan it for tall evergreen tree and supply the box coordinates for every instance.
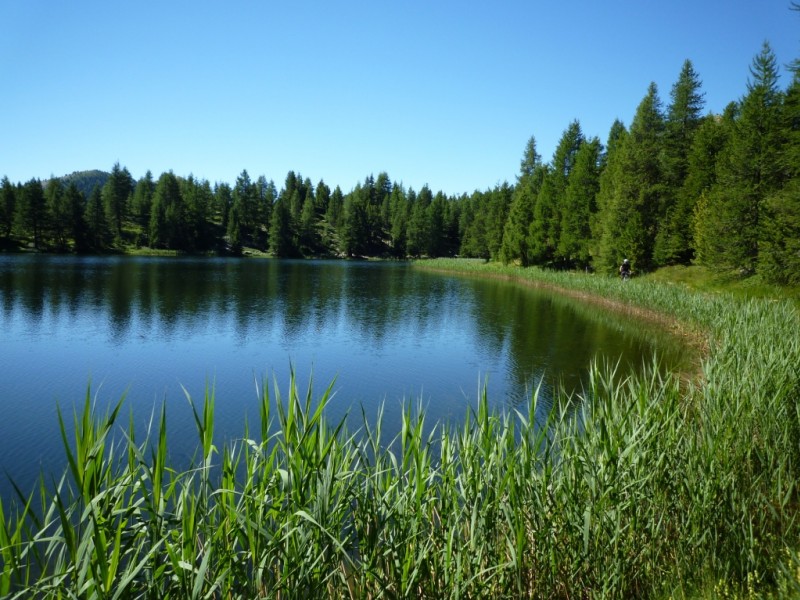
[64,182,89,253]
[16,178,47,249]
[45,178,69,251]
[529,121,584,265]
[214,182,233,230]
[299,192,318,254]
[759,71,800,282]
[500,136,543,266]
[700,43,784,273]
[687,109,734,266]
[407,185,433,257]
[269,196,296,257]
[1,176,17,240]
[131,171,155,245]
[591,120,627,270]
[102,162,134,242]
[325,186,344,230]
[485,182,513,261]
[388,184,409,257]
[182,176,213,251]
[598,83,665,271]
[558,137,602,268]
[84,185,109,251]
[654,60,705,265]
[149,172,186,249]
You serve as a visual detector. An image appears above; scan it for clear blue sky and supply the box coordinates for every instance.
[1,1,798,196]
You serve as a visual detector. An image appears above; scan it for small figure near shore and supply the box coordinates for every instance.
[619,258,632,281]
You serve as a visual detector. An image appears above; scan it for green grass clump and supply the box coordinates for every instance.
[2,260,800,598]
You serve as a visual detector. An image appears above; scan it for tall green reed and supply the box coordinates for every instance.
[2,260,800,598]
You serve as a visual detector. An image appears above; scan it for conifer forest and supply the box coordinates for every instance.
[2,43,799,284]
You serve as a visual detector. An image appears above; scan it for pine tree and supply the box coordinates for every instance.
[45,178,69,251]
[654,60,705,265]
[528,121,584,266]
[407,185,432,257]
[269,197,296,257]
[459,190,490,259]
[0,176,15,240]
[149,172,185,250]
[701,43,785,273]
[500,136,543,266]
[599,83,665,272]
[102,162,134,243]
[558,137,601,268]
[16,178,47,249]
[759,71,800,282]
[215,183,233,230]
[299,192,318,254]
[686,110,733,265]
[131,171,155,245]
[591,120,627,270]
[388,184,409,257]
[325,186,344,230]
[64,182,89,253]
[84,185,109,251]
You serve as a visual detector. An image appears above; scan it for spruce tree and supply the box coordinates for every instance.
[702,43,784,273]
[45,178,69,251]
[759,71,800,282]
[686,110,733,266]
[591,120,627,271]
[485,183,513,261]
[549,121,585,264]
[149,172,185,250]
[131,171,155,245]
[558,137,601,268]
[654,60,705,265]
[102,162,134,243]
[407,185,432,257]
[0,176,15,240]
[84,185,109,251]
[16,178,47,249]
[500,136,543,266]
[599,83,665,272]
[64,182,89,253]
[388,184,409,257]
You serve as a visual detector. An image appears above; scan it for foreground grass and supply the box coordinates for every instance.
[2,260,800,598]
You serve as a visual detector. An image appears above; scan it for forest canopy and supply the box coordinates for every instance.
[2,41,799,284]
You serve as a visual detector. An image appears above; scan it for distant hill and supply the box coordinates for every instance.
[54,169,111,198]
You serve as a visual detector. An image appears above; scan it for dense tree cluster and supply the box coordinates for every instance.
[2,42,799,283]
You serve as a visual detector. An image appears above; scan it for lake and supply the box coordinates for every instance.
[0,255,686,500]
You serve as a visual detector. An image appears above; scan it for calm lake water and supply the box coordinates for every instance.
[0,255,686,500]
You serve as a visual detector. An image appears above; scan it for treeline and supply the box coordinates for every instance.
[2,42,799,283]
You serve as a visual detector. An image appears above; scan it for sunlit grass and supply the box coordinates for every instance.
[2,260,800,598]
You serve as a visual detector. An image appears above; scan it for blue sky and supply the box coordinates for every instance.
[1,1,798,196]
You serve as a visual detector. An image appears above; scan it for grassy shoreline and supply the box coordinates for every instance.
[2,259,800,598]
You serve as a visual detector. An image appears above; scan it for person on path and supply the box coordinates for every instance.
[619,258,632,280]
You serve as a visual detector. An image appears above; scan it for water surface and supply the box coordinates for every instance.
[0,255,686,498]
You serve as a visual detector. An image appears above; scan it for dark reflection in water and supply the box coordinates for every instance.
[0,255,687,499]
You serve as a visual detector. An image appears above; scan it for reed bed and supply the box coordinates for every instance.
[2,260,800,598]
